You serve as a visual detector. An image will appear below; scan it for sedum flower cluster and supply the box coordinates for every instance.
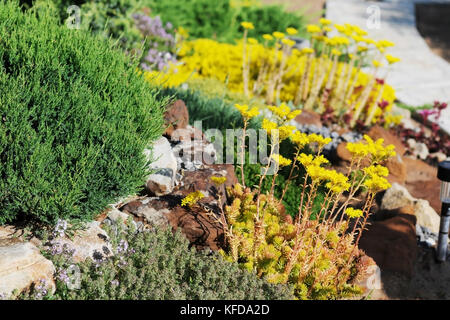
[217,102,397,299]
[145,19,402,129]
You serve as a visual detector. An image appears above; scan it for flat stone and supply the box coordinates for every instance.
[0,242,55,299]
[50,221,113,263]
[294,110,322,128]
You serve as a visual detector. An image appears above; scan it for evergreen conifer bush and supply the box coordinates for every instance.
[0,0,165,225]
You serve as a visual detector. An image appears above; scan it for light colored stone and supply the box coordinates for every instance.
[144,136,178,196]
[381,183,441,233]
[407,138,417,149]
[172,139,217,171]
[413,200,441,234]
[430,151,448,163]
[0,226,15,240]
[381,183,416,210]
[0,242,55,299]
[139,206,169,227]
[414,142,429,160]
[106,207,130,225]
[51,221,113,263]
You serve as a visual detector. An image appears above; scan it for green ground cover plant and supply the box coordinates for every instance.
[0,0,166,225]
[20,223,295,300]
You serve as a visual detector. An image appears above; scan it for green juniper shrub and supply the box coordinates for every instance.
[21,223,295,300]
[0,0,166,225]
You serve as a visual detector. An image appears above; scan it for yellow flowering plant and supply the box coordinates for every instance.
[217,102,398,299]
[145,19,400,130]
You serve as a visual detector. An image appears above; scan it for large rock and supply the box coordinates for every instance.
[50,221,113,263]
[367,126,406,156]
[120,164,238,251]
[336,142,352,162]
[359,206,417,276]
[0,242,55,298]
[144,136,178,196]
[385,154,407,184]
[381,183,441,234]
[164,99,189,136]
[294,110,322,128]
[403,157,441,213]
[172,130,217,171]
[120,198,169,228]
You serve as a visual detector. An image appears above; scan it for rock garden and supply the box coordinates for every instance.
[0,0,449,301]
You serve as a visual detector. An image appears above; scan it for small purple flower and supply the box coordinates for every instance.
[57,268,70,285]
[117,239,128,254]
[53,219,68,238]
[111,279,119,287]
[34,279,48,299]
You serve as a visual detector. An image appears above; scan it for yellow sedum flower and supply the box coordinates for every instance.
[363,135,396,162]
[234,104,259,119]
[248,37,258,45]
[241,21,255,30]
[385,54,401,64]
[385,113,402,126]
[301,47,314,54]
[364,165,389,178]
[211,176,227,186]
[364,174,391,193]
[278,125,296,141]
[272,31,285,39]
[306,24,322,34]
[286,109,302,121]
[271,154,292,167]
[325,170,350,193]
[345,207,363,218]
[262,118,278,134]
[357,45,368,52]
[346,141,369,160]
[297,153,314,167]
[286,27,298,35]
[181,191,205,207]
[307,133,332,148]
[290,131,309,149]
[263,34,273,41]
[372,60,383,68]
[331,48,341,56]
[319,18,332,26]
[281,38,296,47]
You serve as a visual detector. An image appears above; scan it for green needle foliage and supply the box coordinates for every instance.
[0,0,166,225]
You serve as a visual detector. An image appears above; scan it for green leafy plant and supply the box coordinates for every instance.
[21,223,295,300]
[0,0,166,225]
